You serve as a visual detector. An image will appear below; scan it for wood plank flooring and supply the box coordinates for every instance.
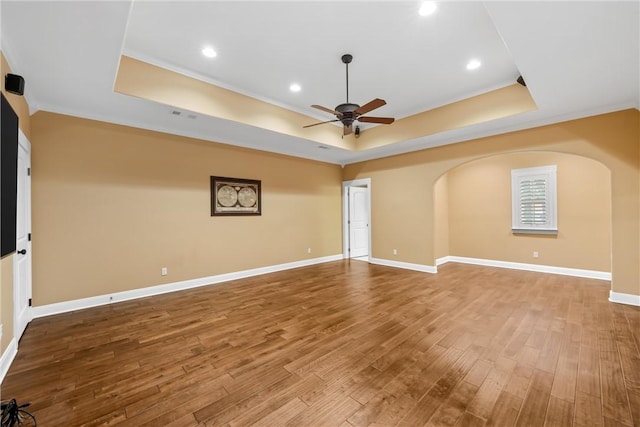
[1,261,639,426]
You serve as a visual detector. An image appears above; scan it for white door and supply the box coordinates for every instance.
[349,186,369,258]
[14,130,32,341]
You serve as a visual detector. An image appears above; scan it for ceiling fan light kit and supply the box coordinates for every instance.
[304,54,395,136]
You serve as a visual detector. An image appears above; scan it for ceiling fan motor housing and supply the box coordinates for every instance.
[336,102,359,126]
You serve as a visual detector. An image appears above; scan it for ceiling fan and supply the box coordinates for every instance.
[303,54,395,136]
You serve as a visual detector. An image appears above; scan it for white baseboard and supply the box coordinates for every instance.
[369,257,437,274]
[436,256,451,266]
[441,256,611,280]
[32,254,343,319]
[609,290,640,307]
[0,338,18,384]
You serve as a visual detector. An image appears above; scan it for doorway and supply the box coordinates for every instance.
[342,178,371,260]
[14,129,32,342]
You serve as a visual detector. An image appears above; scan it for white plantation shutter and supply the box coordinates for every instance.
[512,165,557,234]
[519,178,548,225]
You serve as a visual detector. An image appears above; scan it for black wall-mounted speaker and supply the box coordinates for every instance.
[5,73,25,96]
[516,75,527,87]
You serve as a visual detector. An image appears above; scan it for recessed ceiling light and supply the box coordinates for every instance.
[201,46,217,58]
[466,59,481,70]
[419,1,437,16]
[289,83,301,92]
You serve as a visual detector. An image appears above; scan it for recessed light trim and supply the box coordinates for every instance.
[201,46,217,58]
[466,59,481,70]
[289,83,301,92]
[419,1,437,16]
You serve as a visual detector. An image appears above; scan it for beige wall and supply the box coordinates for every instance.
[30,112,343,305]
[1,52,31,354]
[344,109,640,296]
[0,258,13,353]
[446,152,611,271]
[433,174,449,260]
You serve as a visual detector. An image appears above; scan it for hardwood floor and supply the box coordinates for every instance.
[1,261,639,426]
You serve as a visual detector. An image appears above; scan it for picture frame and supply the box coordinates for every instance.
[211,176,261,216]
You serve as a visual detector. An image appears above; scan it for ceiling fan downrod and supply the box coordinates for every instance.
[342,54,352,103]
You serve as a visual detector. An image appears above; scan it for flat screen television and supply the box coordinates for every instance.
[1,92,19,257]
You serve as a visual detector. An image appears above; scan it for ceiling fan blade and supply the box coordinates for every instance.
[354,98,386,115]
[303,119,340,128]
[358,116,395,124]
[343,124,353,136]
[311,105,340,115]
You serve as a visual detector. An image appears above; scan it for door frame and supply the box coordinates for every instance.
[342,178,371,259]
[13,128,32,342]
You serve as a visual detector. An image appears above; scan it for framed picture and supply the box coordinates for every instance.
[211,176,261,216]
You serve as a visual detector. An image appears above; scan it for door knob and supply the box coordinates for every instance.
[17,249,26,255]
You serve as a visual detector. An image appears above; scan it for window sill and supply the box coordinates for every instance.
[512,229,558,235]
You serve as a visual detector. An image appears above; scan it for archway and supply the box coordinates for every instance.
[434,151,612,280]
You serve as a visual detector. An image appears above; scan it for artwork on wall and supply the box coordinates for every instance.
[211,176,261,216]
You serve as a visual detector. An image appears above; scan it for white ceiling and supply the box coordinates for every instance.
[1,1,638,165]
[123,1,519,121]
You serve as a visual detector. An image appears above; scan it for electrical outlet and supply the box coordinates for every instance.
[533,251,539,258]
[307,248,312,254]
[161,267,168,276]
[393,249,397,255]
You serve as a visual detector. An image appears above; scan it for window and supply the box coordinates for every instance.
[511,165,557,234]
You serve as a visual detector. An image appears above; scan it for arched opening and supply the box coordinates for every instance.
[434,151,612,278]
